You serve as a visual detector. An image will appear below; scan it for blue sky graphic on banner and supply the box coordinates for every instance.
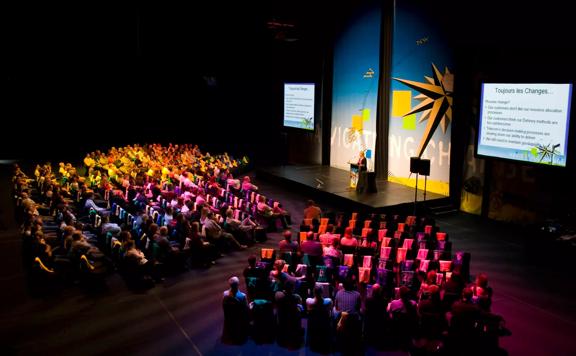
[330,3,381,171]
[388,0,453,195]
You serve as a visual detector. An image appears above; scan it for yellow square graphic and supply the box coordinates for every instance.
[362,108,370,122]
[392,90,412,117]
[352,114,363,131]
[402,114,417,130]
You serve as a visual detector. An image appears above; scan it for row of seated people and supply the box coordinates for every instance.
[12,146,291,292]
[20,144,252,224]
[225,260,507,354]
[18,197,253,292]
[247,228,467,308]
[294,212,465,281]
[300,211,442,241]
[221,213,509,354]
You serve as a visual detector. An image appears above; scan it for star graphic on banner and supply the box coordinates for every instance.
[393,63,453,158]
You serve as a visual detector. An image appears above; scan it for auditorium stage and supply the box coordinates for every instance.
[257,165,450,213]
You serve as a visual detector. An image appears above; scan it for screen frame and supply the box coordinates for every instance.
[474,81,573,168]
[283,82,317,132]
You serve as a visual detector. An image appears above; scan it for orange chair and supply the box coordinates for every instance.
[343,254,354,267]
[361,228,372,238]
[396,248,408,263]
[380,246,391,259]
[416,249,429,260]
[299,232,308,244]
[402,238,414,249]
[320,218,329,226]
[358,267,370,283]
[261,248,275,260]
[377,229,387,242]
[405,215,417,226]
[382,237,392,247]
[349,220,356,229]
[363,220,372,228]
[419,259,430,272]
[439,260,452,272]
[362,255,372,269]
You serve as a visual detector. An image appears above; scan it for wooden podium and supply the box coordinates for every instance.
[351,162,376,193]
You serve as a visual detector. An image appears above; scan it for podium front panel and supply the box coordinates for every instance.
[350,164,359,189]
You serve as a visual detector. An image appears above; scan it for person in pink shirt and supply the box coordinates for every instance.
[241,176,258,191]
[319,224,338,246]
[339,227,358,247]
[323,238,342,259]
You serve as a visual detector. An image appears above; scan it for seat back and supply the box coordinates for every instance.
[260,248,275,261]
[34,256,54,273]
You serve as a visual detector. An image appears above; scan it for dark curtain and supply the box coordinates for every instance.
[375,0,394,179]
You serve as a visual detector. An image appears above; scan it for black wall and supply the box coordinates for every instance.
[5,2,331,164]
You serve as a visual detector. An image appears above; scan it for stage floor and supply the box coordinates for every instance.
[257,165,449,211]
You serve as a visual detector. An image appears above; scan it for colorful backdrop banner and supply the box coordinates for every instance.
[387,0,453,196]
[330,2,381,171]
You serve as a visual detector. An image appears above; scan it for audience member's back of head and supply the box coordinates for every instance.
[313,284,324,300]
[476,272,489,288]
[274,259,286,272]
[371,283,382,298]
[399,285,410,301]
[72,231,82,241]
[343,278,355,292]
[306,231,314,241]
[424,285,441,303]
[228,276,240,291]
[344,227,353,237]
[427,270,437,284]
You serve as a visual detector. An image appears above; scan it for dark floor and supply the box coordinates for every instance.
[1,165,575,355]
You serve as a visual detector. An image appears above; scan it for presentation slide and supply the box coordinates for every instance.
[284,83,315,130]
[477,83,572,166]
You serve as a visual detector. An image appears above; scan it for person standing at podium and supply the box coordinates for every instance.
[357,150,367,172]
[356,150,368,193]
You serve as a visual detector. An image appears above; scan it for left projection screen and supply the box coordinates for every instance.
[284,83,315,131]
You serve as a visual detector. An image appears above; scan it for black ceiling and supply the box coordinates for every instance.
[4,1,575,160]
